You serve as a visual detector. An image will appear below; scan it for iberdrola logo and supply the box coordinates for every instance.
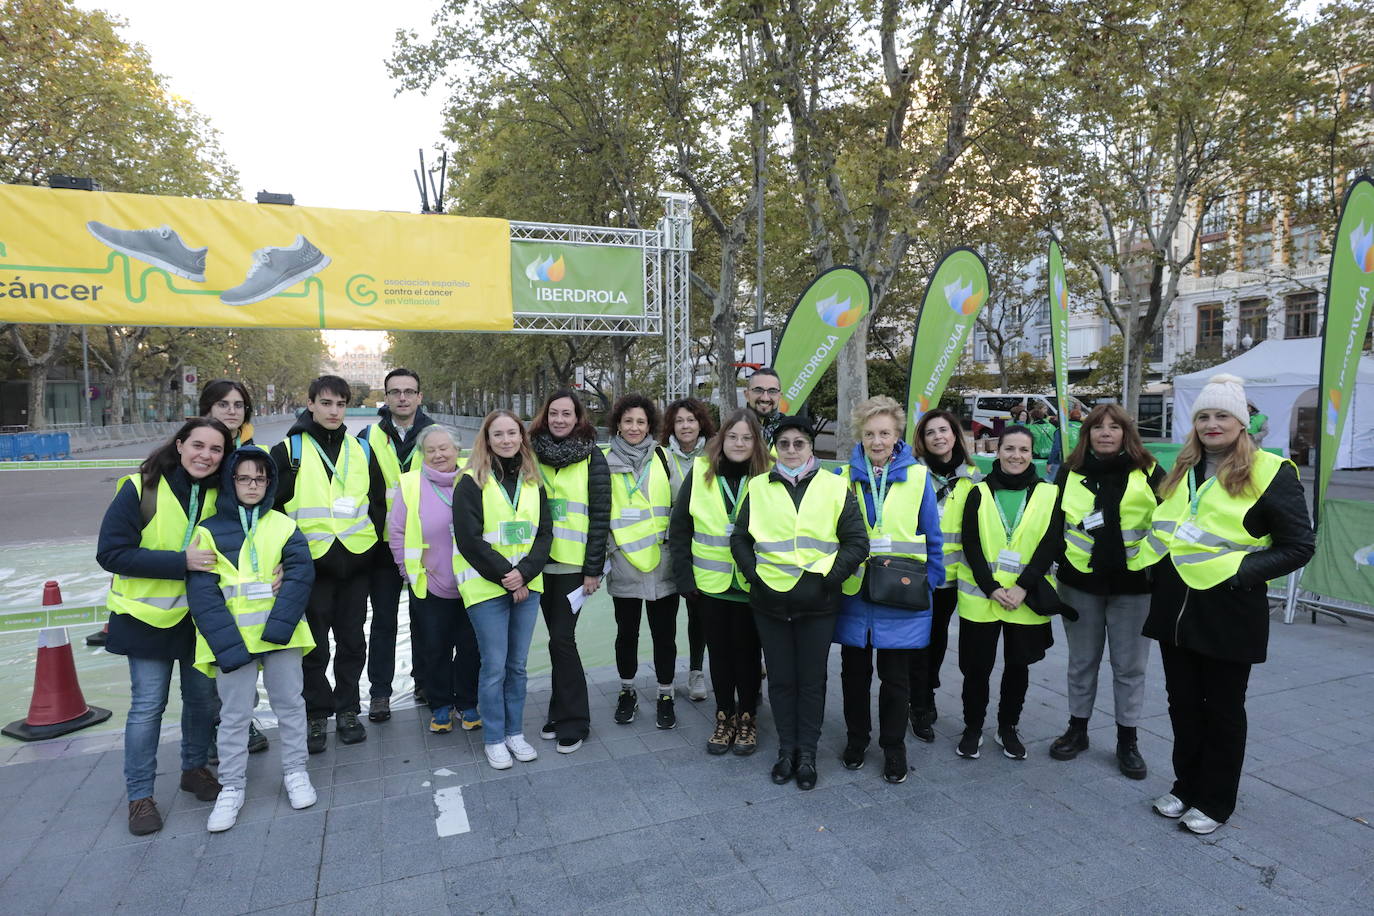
[1351,222,1374,273]
[815,293,861,328]
[1326,388,1341,436]
[944,277,984,316]
[1053,273,1068,310]
[524,253,566,283]
[1355,543,1374,570]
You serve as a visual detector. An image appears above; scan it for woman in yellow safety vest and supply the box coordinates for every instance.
[668,409,770,756]
[833,397,945,786]
[1049,404,1163,780]
[530,388,610,754]
[453,410,553,771]
[96,418,232,837]
[956,424,1072,762]
[606,394,680,730]
[909,409,980,744]
[199,379,255,447]
[660,397,717,703]
[731,415,868,790]
[1137,374,1313,835]
[387,425,481,735]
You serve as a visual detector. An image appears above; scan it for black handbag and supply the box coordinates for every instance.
[863,555,930,610]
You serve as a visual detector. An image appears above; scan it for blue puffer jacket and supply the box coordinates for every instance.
[833,440,945,650]
[186,446,314,672]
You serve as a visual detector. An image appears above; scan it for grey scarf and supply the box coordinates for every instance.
[609,434,656,476]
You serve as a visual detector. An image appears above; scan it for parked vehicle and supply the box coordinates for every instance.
[962,392,1089,440]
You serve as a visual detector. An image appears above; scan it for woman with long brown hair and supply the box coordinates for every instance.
[1049,403,1163,779]
[661,397,717,702]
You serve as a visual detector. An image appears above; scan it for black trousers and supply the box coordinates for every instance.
[958,618,1046,731]
[1160,642,1252,823]
[409,590,479,713]
[614,594,679,685]
[684,593,706,671]
[367,558,418,698]
[840,644,914,750]
[754,611,835,755]
[911,586,957,702]
[302,565,369,719]
[540,572,591,741]
[699,594,761,716]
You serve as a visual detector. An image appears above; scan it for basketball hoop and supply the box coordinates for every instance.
[733,362,762,371]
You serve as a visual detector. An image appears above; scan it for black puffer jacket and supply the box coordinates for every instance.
[1142,462,1314,664]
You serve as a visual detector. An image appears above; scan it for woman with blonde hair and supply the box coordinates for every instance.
[1136,375,1313,834]
[453,410,553,770]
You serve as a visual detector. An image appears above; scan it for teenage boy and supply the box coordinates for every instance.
[187,446,318,832]
[364,367,435,720]
[271,376,386,752]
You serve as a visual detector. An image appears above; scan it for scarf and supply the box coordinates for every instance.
[420,462,459,489]
[756,409,783,444]
[609,434,656,476]
[1080,450,1135,574]
[667,435,706,462]
[531,430,597,469]
[988,459,1038,491]
[774,455,817,485]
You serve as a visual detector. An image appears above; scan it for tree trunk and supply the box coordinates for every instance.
[833,318,870,455]
[8,325,73,430]
[1125,321,1149,422]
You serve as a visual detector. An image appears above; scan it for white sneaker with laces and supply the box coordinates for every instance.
[505,734,538,762]
[485,742,514,770]
[1180,807,1222,835]
[207,786,245,833]
[284,771,317,810]
[1152,792,1186,818]
[688,669,707,701]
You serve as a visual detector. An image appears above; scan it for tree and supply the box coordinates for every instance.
[1082,335,1125,399]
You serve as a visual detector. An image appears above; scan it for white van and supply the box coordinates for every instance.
[963,392,1088,439]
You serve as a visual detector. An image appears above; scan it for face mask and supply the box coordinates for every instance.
[777,456,809,478]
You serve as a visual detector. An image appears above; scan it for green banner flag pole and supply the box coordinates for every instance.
[1315,176,1374,526]
[904,248,991,443]
[1048,237,1071,446]
[771,266,872,415]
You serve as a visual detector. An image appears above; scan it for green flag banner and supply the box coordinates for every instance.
[1316,176,1374,519]
[772,266,872,414]
[904,248,990,442]
[1048,238,1071,446]
[1299,498,1374,608]
[509,239,645,317]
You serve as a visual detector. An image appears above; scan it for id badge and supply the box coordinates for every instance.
[619,507,647,522]
[243,581,274,601]
[549,498,569,522]
[997,549,1022,574]
[870,536,893,554]
[499,520,533,545]
[1177,522,1205,544]
[331,496,357,517]
[1083,510,1105,531]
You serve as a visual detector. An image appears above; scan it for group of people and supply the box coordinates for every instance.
[96,365,1314,841]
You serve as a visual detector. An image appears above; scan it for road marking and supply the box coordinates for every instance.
[434,785,470,837]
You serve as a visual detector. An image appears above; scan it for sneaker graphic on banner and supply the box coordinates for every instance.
[220,235,331,306]
[86,222,208,282]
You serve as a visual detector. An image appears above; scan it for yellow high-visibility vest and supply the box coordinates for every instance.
[106,475,218,628]
[837,465,930,596]
[608,452,672,573]
[452,470,545,605]
[926,463,979,583]
[283,434,377,559]
[538,458,592,567]
[956,481,1057,625]
[368,424,417,518]
[1060,464,1158,574]
[687,459,748,594]
[745,469,849,592]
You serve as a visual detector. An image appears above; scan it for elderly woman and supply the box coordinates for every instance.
[389,424,481,734]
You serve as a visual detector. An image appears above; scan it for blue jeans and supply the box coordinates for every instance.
[467,590,540,743]
[124,655,217,801]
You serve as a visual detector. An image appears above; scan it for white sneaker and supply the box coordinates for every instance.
[505,734,538,762]
[1152,792,1186,818]
[206,786,244,833]
[688,669,707,701]
[1180,808,1222,835]
[284,771,317,810]
[484,742,514,770]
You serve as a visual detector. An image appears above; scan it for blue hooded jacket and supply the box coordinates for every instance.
[186,446,314,672]
[833,439,945,650]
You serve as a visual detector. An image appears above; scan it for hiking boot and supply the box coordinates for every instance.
[306,717,328,754]
[460,709,483,731]
[956,728,983,759]
[1117,739,1148,780]
[841,740,867,770]
[368,696,391,723]
[909,705,935,743]
[771,749,796,785]
[284,771,317,810]
[86,222,208,282]
[179,766,222,802]
[247,721,268,754]
[656,693,676,730]
[206,786,244,833]
[1050,717,1089,761]
[128,797,162,836]
[336,712,367,745]
[707,711,736,756]
[996,725,1027,760]
[795,752,818,791]
[430,706,453,734]
[220,235,331,306]
[688,669,707,701]
[733,712,758,757]
[883,746,909,784]
[614,688,638,724]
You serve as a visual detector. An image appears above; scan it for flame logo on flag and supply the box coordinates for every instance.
[1053,273,1067,310]
[1355,544,1374,570]
[1351,222,1374,273]
[524,254,566,283]
[944,278,983,316]
[816,293,860,328]
[1326,388,1341,436]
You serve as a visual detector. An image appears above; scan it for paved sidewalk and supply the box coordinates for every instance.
[1,609,1372,915]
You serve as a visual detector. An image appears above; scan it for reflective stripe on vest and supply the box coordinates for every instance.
[283,434,378,559]
[956,480,1057,625]
[191,512,315,677]
[687,459,747,594]
[836,465,930,597]
[745,469,849,592]
[538,458,592,566]
[608,454,672,573]
[1060,465,1158,574]
[452,471,545,606]
[928,464,978,583]
[368,425,406,518]
[1129,451,1288,588]
[106,474,218,628]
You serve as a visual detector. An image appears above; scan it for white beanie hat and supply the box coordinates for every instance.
[1191,373,1248,422]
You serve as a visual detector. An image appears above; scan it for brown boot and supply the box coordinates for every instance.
[128,797,162,836]
[733,711,758,756]
[706,711,736,755]
[179,766,222,802]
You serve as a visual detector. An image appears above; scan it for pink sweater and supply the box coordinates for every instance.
[388,464,460,599]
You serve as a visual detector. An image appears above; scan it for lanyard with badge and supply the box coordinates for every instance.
[1081,477,1106,532]
[718,476,743,535]
[306,434,358,518]
[1177,468,1218,544]
[428,477,459,553]
[496,477,533,547]
[538,465,570,523]
[237,505,275,599]
[994,488,1029,573]
[618,462,652,523]
[181,483,202,551]
[863,455,893,553]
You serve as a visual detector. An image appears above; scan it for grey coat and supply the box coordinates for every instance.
[604,446,677,601]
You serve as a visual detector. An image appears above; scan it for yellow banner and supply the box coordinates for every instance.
[0,184,513,330]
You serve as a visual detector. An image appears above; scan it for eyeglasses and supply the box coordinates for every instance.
[776,439,809,451]
[215,400,245,411]
[749,386,781,396]
[386,388,420,397]
[233,475,268,486]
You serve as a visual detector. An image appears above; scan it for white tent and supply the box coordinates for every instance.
[1172,337,1374,469]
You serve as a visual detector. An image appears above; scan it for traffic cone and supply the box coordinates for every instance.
[2,581,112,741]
